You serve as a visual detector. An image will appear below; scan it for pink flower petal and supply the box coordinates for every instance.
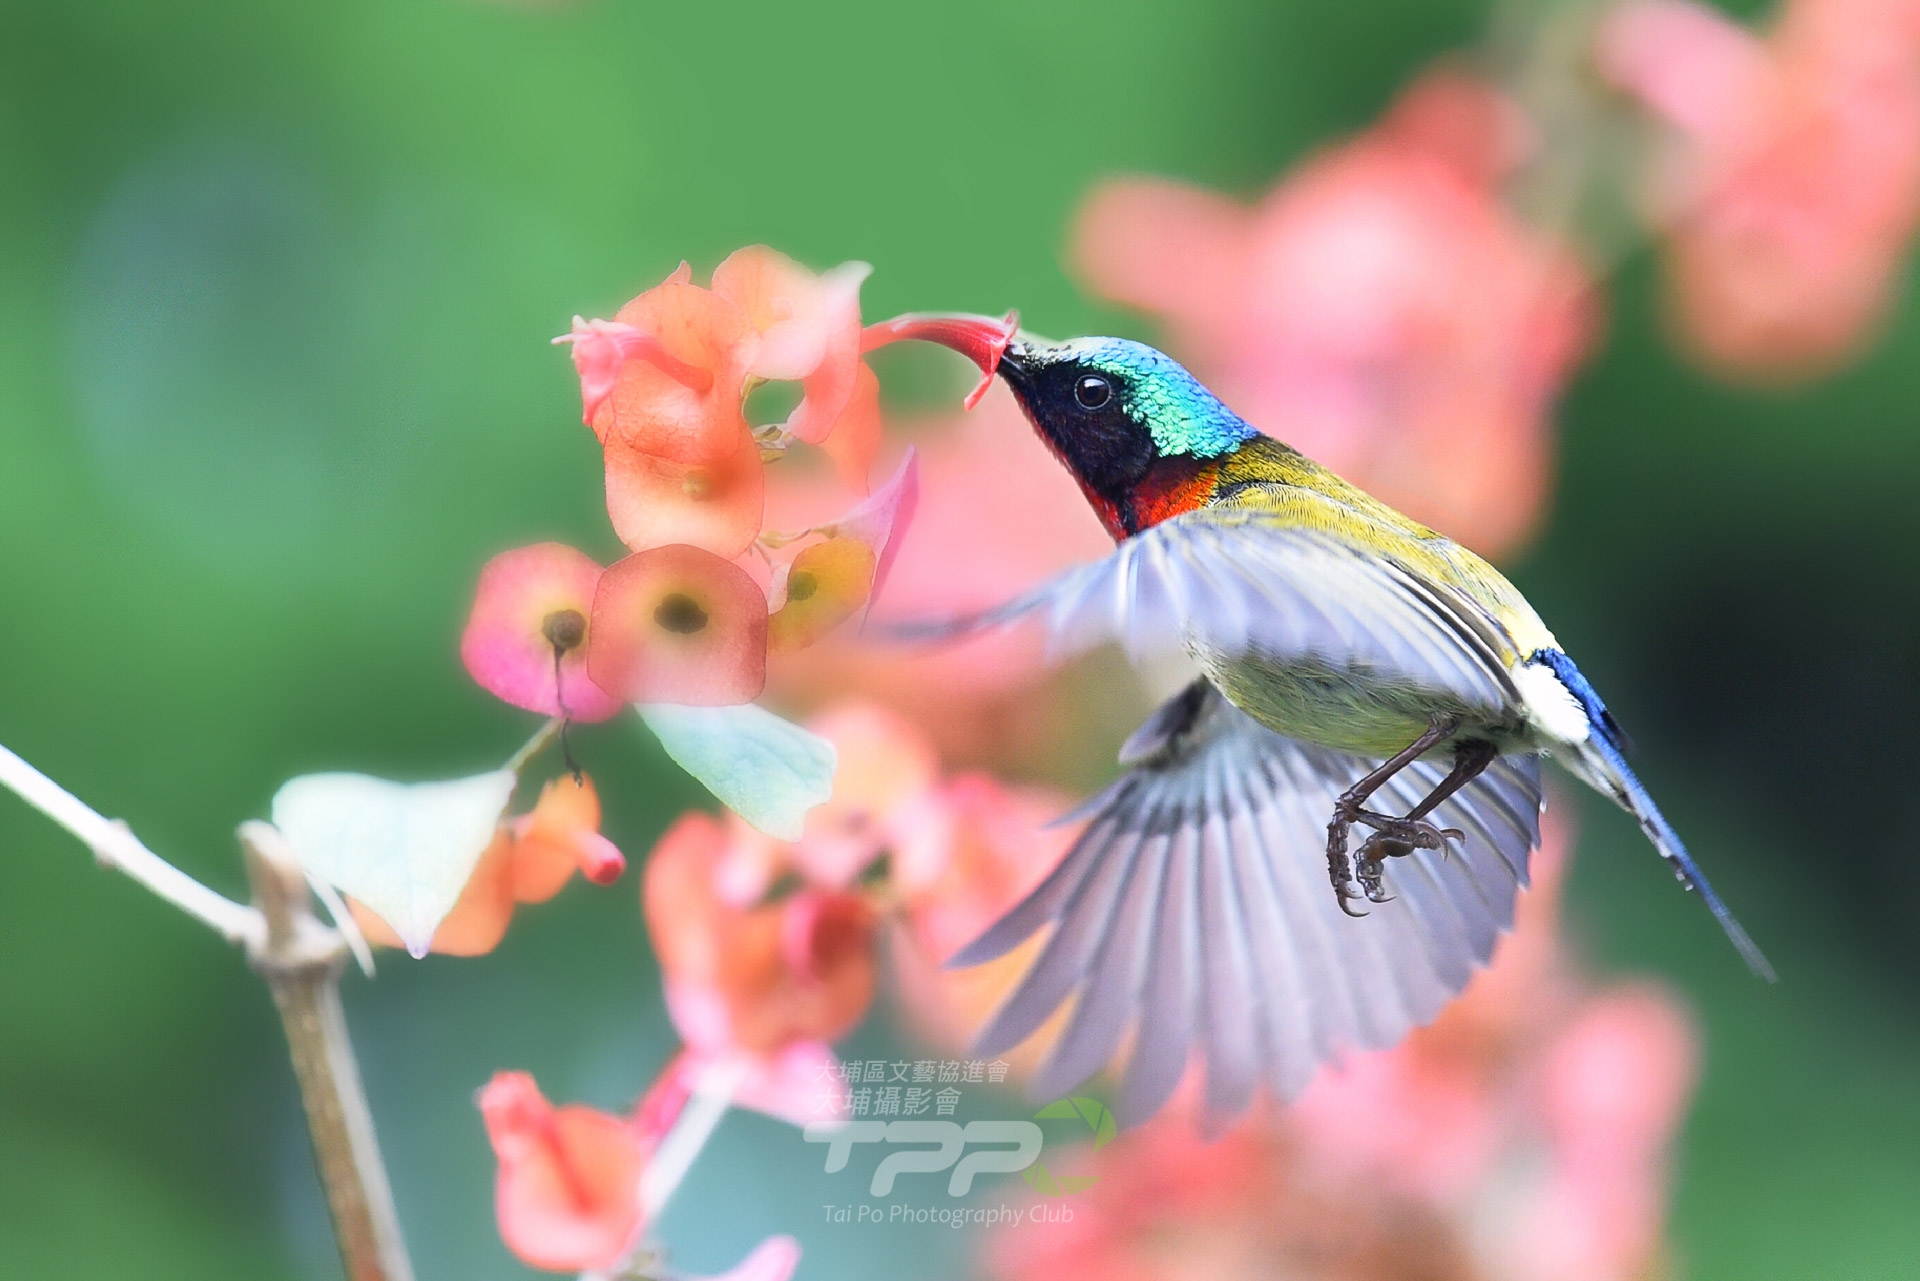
[460,543,624,722]
[603,430,766,559]
[766,538,876,655]
[826,447,920,609]
[713,246,871,387]
[597,280,759,463]
[553,316,713,426]
[587,545,769,706]
[816,359,884,493]
[1595,0,1772,143]
[478,1072,646,1273]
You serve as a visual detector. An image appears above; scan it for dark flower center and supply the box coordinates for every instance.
[541,608,588,651]
[654,593,710,635]
[785,570,819,603]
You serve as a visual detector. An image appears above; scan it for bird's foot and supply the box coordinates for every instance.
[1353,810,1463,854]
[1324,813,1368,917]
[1348,812,1464,903]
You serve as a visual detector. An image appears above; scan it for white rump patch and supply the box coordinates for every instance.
[1514,661,1591,745]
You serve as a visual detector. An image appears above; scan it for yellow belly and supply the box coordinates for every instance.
[1202,651,1528,759]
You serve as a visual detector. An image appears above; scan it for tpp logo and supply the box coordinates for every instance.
[805,1098,1115,1198]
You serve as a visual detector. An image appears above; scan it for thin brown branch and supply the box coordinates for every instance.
[241,821,416,1281]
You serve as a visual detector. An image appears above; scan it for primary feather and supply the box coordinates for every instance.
[955,684,1541,1134]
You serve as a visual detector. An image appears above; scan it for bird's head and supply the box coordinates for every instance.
[867,314,1258,529]
[993,335,1257,494]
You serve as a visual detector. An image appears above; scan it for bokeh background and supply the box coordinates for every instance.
[3,0,1919,1277]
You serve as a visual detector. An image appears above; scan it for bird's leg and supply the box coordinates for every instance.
[1351,738,1498,894]
[1326,716,1459,916]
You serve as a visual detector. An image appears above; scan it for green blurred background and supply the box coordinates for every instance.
[2,0,1917,1276]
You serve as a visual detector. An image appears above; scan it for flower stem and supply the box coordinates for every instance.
[506,716,566,777]
[241,821,416,1281]
[639,1057,746,1222]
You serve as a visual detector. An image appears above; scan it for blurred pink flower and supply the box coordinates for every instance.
[644,811,878,1059]
[888,771,1080,1068]
[479,1071,646,1273]
[460,542,623,722]
[1505,983,1701,1281]
[1072,70,1598,558]
[1598,0,1920,378]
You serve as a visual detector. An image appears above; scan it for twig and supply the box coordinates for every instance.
[241,821,416,1281]
[581,1059,747,1281]
[0,741,261,945]
[639,1057,745,1222]
[505,716,565,777]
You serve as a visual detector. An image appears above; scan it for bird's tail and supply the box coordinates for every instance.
[1571,734,1776,982]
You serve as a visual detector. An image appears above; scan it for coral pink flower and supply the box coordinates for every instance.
[863,310,1019,410]
[1598,0,1920,378]
[553,316,715,428]
[712,246,871,446]
[603,429,766,560]
[741,702,944,892]
[1492,983,1700,1281]
[460,543,623,723]
[509,773,626,901]
[1072,70,1596,557]
[478,1071,646,1273]
[588,545,769,706]
[645,812,876,1057]
[816,359,884,492]
[587,266,759,463]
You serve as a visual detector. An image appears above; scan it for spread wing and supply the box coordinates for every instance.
[888,500,1518,715]
[952,685,1543,1134]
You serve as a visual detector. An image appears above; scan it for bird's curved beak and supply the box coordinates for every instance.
[861,310,1021,410]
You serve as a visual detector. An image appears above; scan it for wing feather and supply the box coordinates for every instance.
[888,509,1518,714]
[959,686,1545,1132]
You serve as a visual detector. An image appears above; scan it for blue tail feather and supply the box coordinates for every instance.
[1533,648,1775,982]
[1587,732,1776,982]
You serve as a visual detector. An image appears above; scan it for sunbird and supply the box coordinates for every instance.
[879,316,1773,1132]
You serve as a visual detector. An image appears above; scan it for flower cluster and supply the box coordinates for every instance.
[986,821,1704,1281]
[1597,0,1920,378]
[479,1069,800,1280]
[466,249,920,718]
[473,701,1072,1272]
[643,702,1076,1086]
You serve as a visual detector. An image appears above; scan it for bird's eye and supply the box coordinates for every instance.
[1074,374,1112,410]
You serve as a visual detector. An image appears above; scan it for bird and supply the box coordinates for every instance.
[875,316,1774,1134]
